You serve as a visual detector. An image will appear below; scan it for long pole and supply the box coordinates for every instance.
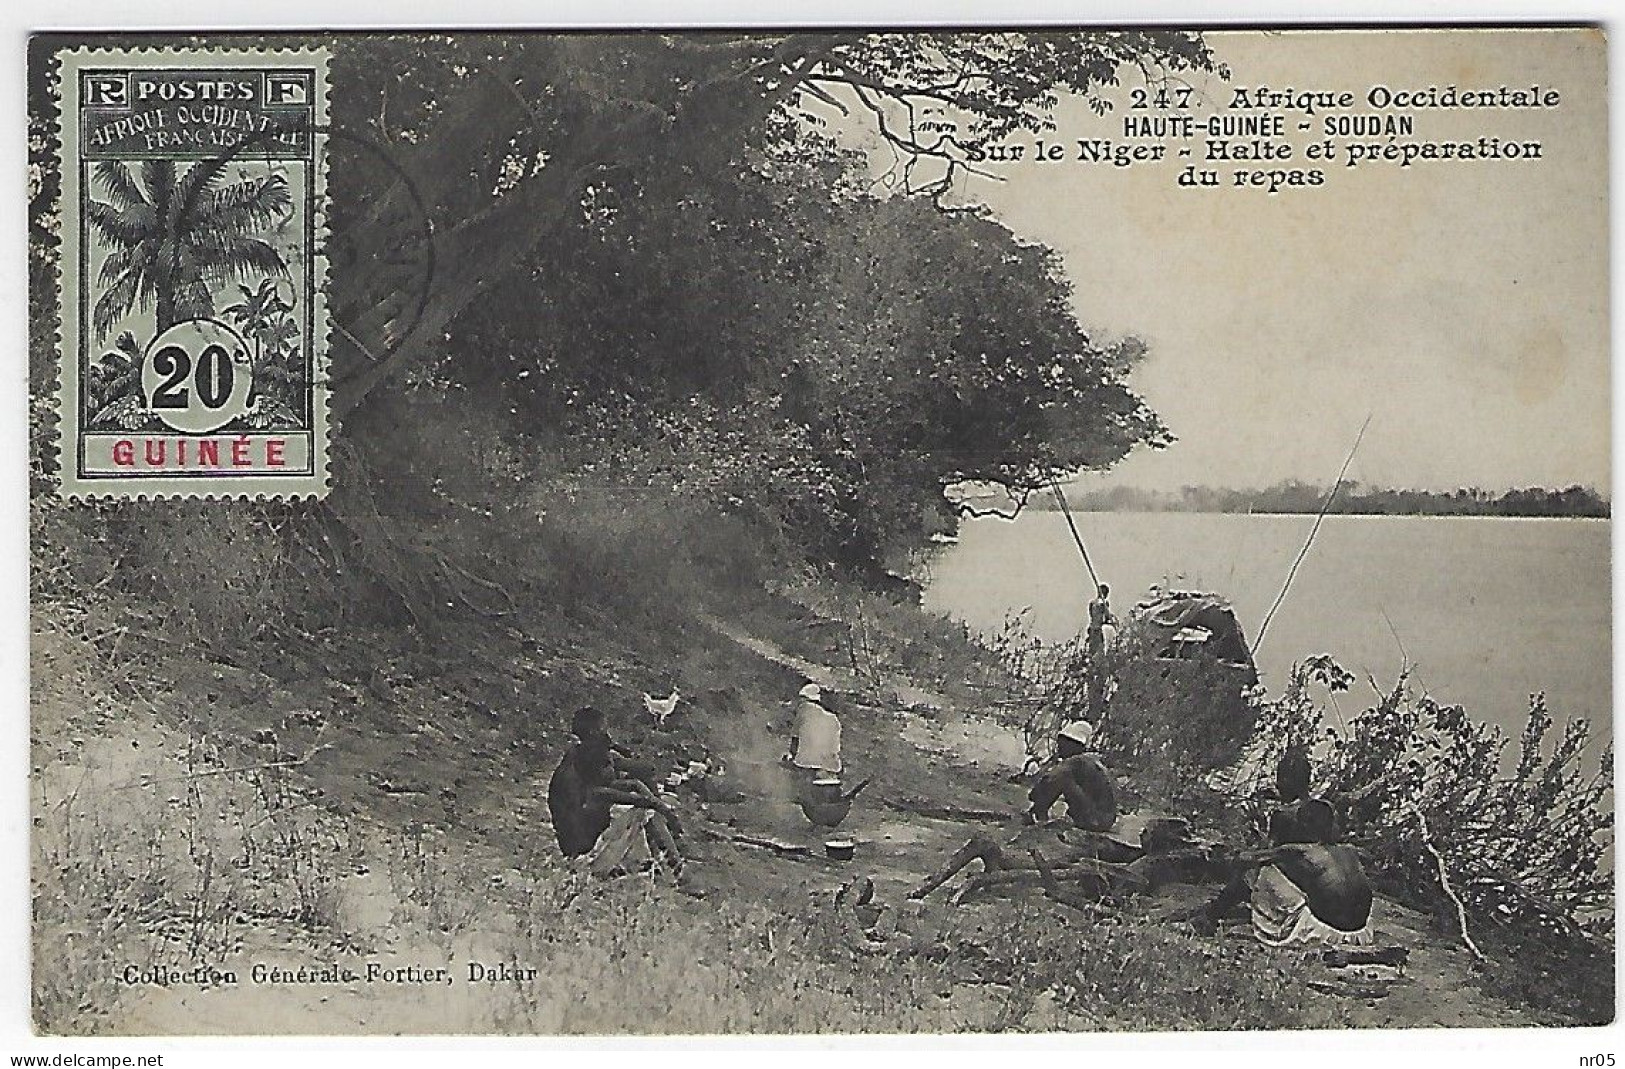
[1251,413,1374,657]
[1049,476,1110,745]
[1049,478,1101,589]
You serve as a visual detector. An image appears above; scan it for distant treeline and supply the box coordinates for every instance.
[1042,481,1611,518]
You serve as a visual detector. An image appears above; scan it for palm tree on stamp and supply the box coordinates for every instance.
[86,159,293,342]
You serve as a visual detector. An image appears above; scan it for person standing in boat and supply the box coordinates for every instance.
[1086,583,1116,718]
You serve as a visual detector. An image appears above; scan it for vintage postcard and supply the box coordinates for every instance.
[26,27,1612,1036]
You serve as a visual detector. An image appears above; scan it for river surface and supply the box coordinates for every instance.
[920,511,1612,751]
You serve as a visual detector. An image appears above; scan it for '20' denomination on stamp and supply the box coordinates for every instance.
[55,49,330,498]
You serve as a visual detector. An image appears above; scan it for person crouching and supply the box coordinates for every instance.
[547,705,684,879]
[1026,720,1117,832]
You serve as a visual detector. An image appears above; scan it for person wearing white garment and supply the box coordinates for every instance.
[788,681,842,775]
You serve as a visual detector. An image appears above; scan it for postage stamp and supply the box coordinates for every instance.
[52,48,330,498]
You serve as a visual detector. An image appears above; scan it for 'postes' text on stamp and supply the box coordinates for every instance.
[54,49,331,498]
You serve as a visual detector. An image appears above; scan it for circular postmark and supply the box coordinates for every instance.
[217,117,436,380]
[314,125,437,372]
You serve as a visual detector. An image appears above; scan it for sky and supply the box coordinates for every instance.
[932,29,1610,494]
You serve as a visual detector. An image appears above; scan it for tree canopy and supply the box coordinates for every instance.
[324,31,1216,403]
[86,159,290,339]
[28,31,1218,571]
[315,32,1216,566]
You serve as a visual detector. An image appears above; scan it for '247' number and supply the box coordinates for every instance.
[1129,86,1194,109]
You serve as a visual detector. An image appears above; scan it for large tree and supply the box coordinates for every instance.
[324,32,1219,420]
[86,159,291,339]
[33,32,1217,567]
[437,95,1170,566]
[306,32,1221,566]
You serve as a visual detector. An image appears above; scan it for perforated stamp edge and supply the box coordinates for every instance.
[47,44,332,501]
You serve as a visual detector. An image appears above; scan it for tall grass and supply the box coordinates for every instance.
[32,599,362,1032]
[28,392,1605,1033]
[34,591,1352,1035]
[481,876,1341,1033]
[34,706,1345,1034]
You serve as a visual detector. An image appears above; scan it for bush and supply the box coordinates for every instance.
[1091,633,1256,806]
[118,501,293,649]
[983,619,1255,808]
[1235,657,1613,946]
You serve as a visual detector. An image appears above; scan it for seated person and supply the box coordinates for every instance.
[1275,743,1312,797]
[1193,754,1374,945]
[909,722,1134,904]
[1027,720,1117,832]
[547,705,684,877]
[1265,743,1330,844]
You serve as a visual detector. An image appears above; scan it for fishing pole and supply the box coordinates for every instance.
[1049,477,1102,589]
[1046,475,1111,750]
[1251,412,1374,657]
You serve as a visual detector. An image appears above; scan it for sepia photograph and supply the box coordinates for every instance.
[23,23,1614,1039]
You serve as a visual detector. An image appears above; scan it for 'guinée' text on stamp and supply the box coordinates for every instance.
[54,49,330,498]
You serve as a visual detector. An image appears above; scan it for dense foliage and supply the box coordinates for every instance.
[986,615,1612,986]
[1234,656,1613,945]
[319,32,1207,569]
[29,30,1222,632]
[989,618,1255,805]
[448,165,1169,568]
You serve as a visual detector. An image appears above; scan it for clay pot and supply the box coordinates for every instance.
[797,776,871,828]
[825,839,856,861]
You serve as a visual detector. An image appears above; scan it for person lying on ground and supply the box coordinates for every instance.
[907,827,1130,903]
[547,705,685,878]
[1191,772,1374,945]
[910,721,1215,903]
[1026,720,1117,832]
[906,814,1212,906]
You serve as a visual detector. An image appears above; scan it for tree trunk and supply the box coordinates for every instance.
[156,288,175,334]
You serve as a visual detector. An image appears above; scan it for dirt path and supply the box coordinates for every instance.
[101,606,1538,1034]
[691,614,1539,1031]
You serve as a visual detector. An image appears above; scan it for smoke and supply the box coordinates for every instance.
[720,699,800,804]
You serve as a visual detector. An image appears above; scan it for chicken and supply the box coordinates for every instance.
[642,689,680,726]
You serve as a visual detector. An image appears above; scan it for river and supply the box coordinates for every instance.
[919,511,1612,751]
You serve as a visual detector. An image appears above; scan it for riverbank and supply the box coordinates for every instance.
[922,510,1612,763]
[1030,484,1609,519]
[32,549,1603,1034]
